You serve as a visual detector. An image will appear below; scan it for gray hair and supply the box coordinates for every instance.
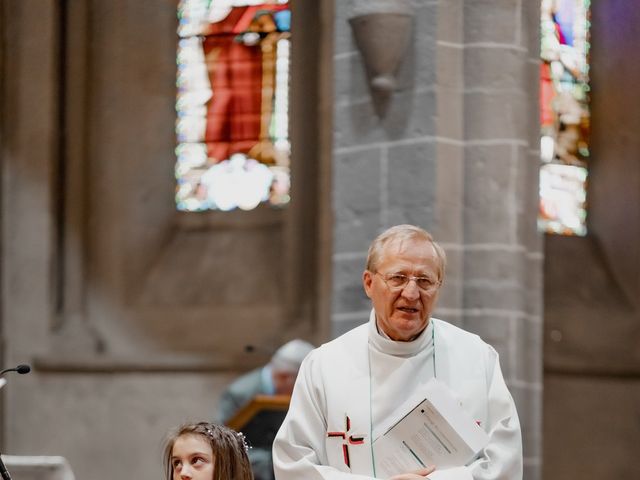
[365,224,447,281]
[270,339,315,373]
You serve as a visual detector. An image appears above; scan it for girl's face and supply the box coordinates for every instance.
[171,433,215,480]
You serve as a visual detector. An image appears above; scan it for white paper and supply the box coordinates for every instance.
[373,378,489,477]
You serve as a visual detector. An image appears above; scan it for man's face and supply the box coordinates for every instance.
[272,370,297,395]
[363,238,441,341]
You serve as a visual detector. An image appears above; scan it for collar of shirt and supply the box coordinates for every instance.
[368,309,434,358]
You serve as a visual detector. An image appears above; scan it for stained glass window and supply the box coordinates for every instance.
[176,0,291,211]
[539,0,590,235]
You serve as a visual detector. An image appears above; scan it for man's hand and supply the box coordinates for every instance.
[388,466,436,479]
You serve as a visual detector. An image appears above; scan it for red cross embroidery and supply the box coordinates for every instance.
[327,415,365,468]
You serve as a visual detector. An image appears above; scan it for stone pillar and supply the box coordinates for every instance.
[457,2,543,479]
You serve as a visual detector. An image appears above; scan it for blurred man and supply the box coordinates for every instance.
[216,338,315,480]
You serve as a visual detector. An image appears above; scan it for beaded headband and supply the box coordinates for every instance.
[235,431,251,454]
[203,425,251,455]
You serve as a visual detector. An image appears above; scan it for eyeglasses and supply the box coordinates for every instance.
[375,272,440,293]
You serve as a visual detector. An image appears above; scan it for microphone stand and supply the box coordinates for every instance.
[0,377,10,480]
[0,365,30,480]
[0,451,12,480]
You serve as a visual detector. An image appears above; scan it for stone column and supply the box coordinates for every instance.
[456,2,543,479]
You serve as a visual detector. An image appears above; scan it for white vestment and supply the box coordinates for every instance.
[273,311,522,480]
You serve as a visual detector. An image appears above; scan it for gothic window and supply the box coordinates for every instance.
[176,0,291,211]
[539,0,591,235]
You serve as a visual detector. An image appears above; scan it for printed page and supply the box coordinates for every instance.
[373,379,489,478]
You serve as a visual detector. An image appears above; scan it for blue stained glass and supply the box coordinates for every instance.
[273,10,291,31]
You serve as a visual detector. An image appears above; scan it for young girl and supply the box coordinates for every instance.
[164,422,254,480]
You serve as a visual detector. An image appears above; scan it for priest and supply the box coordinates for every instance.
[272,225,522,480]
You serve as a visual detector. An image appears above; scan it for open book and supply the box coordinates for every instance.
[373,378,489,477]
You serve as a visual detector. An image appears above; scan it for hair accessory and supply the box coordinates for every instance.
[201,424,251,454]
[236,431,251,454]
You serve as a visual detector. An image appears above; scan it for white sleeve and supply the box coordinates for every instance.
[272,352,377,480]
[428,348,523,480]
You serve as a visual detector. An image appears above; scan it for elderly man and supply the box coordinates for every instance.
[273,225,522,479]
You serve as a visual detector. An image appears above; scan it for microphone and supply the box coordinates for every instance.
[0,364,31,376]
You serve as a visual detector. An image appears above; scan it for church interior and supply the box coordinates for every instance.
[1,1,638,479]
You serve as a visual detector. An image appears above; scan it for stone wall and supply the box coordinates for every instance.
[1,1,543,480]
[543,2,640,478]
[1,1,330,480]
